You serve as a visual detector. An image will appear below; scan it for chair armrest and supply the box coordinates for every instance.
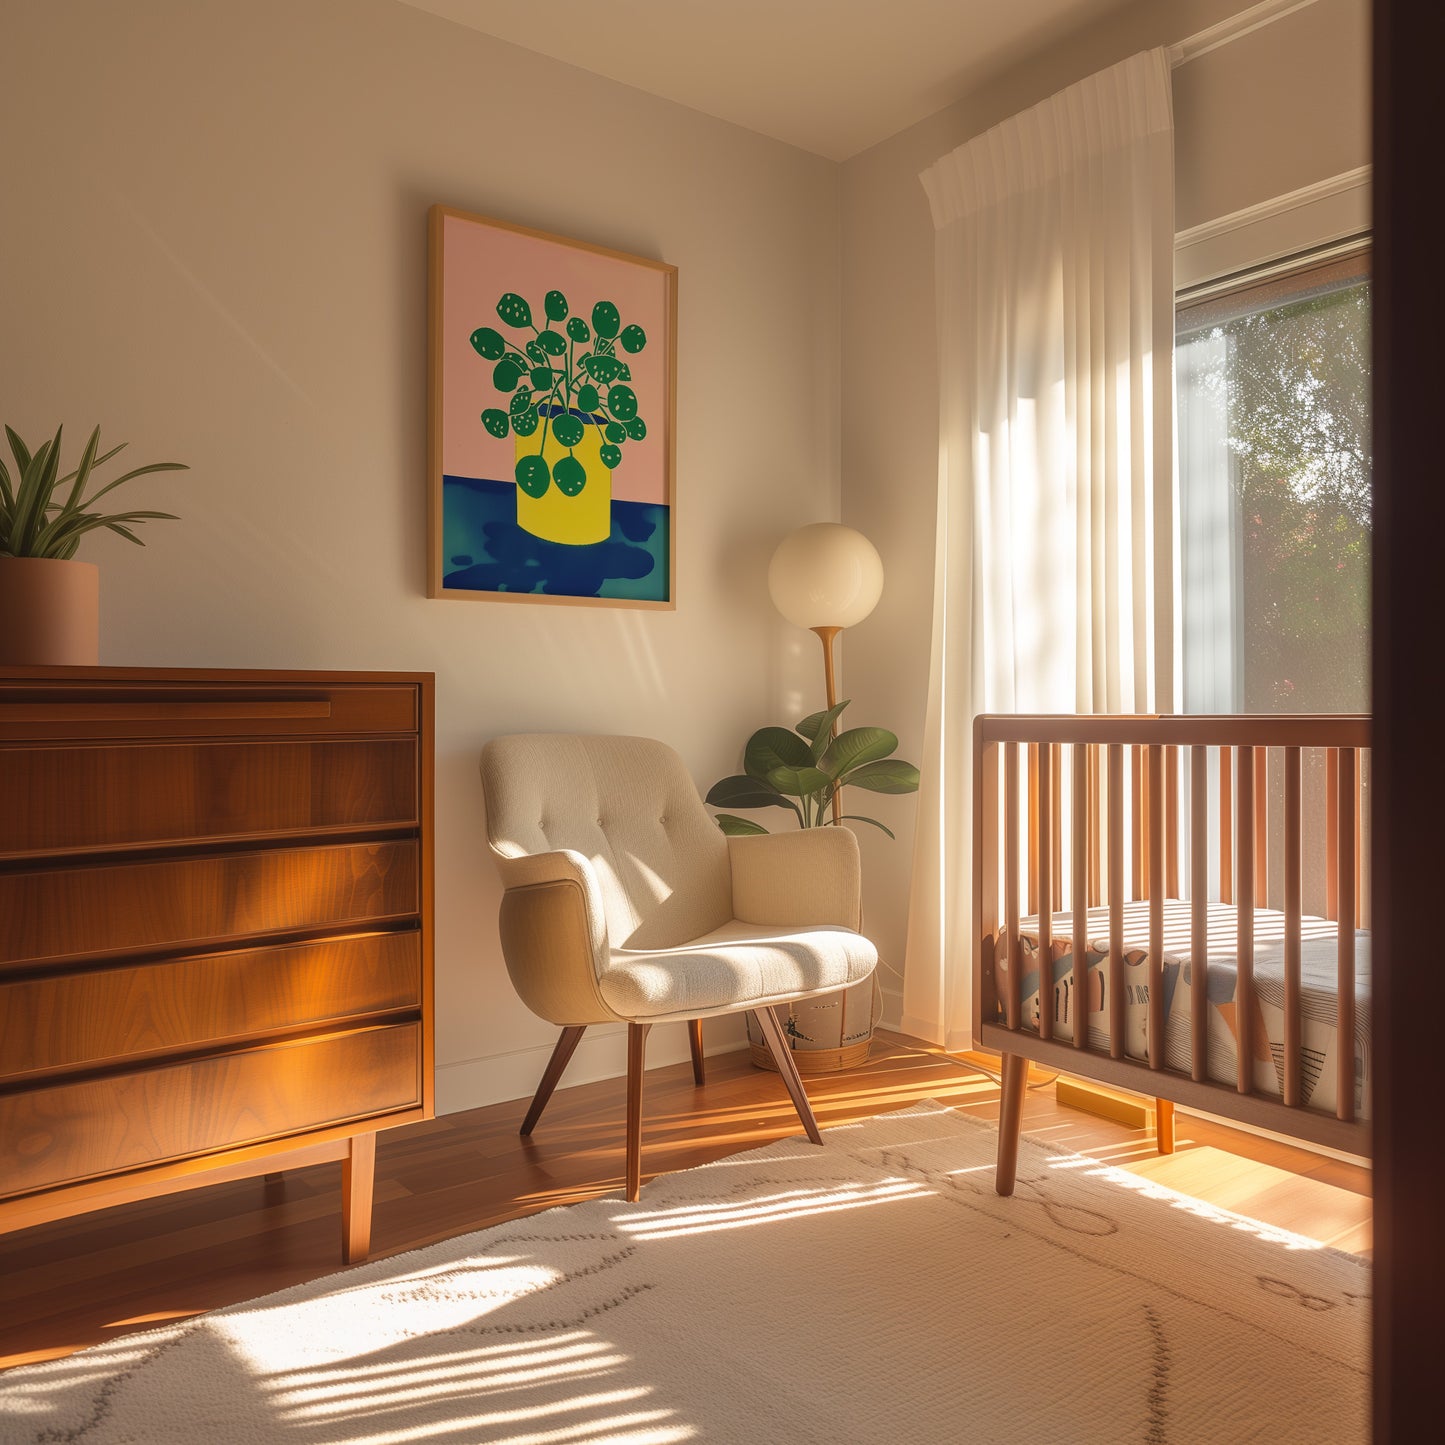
[727,828,863,929]
[493,849,620,1025]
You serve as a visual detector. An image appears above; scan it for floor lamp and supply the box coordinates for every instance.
[767,523,884,823]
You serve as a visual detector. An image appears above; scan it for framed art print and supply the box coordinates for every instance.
[428,205,677,607]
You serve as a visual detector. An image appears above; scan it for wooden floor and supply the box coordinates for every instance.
[0,1029,1371,1372]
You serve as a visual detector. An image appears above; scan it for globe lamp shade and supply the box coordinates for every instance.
[767,523,884,631]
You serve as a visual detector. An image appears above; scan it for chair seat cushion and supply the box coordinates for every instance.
[598,919,879,1024]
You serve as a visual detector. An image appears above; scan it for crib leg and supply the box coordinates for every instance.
[996,1053,1029,1196]
[1155,1098,1175,1154]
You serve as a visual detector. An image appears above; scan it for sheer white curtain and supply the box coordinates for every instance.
[901,50,1178,1050]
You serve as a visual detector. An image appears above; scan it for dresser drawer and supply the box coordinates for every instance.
[0,1024,421,1199]
[0,840,419,967]
[0,931,421,1079]
[0,738,418,859]
[0,682,418,743]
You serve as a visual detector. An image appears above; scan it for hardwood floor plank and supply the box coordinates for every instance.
[0,1030,1370,1371]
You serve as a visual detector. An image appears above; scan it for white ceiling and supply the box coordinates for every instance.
[398,0,1134,161]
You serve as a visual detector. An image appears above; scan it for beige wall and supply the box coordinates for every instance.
[839,0,1371,1019]
[0,0,841,1110]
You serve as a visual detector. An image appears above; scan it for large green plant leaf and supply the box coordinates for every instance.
[819,726,898,778]
[705,774,799,818]
[765,764,832,798]
[842,759,921,793]
[797,699,850,760]
[743,726,812,780]
[713,813,770,837]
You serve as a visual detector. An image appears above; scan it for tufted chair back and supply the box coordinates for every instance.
[480,734,733,951]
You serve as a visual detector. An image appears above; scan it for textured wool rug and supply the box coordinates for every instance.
[0,1103,1368,1444]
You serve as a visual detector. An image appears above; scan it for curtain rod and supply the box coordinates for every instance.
[1169,0,1322,68]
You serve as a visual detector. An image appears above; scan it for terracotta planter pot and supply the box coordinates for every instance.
[0,558,100,665]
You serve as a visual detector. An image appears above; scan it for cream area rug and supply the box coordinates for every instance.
[0,1103,1368,1444]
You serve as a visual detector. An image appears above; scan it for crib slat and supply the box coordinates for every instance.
[1131,746,1144,901]
[1325,749,1339,919]
[1027,744,1040,918]
[1283,746,1303,1109]
[1235,746,1255,1095]
[1052,743,1064,915]
[1165,745,1180,899]
[1354,757,1365,927]
[1108,742,1125,1060]
[1337,749,1357,1124]
[1253,745,1268,906]
[976,735,1000,1051]
[1190,745,1209,1084]
[1005,742,1021,1031]
[1219,746,1234,905]
[1037,743,1054,1043]
[1148,745,1164,1072]
[1088,746,1102,907]
[1072,743,1088,1052]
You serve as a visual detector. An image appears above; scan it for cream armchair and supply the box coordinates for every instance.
[480,733,879,1200]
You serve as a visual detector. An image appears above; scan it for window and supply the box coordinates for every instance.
[1176,247,1372,912]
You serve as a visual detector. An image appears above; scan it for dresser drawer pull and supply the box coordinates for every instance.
[2,700,332,723]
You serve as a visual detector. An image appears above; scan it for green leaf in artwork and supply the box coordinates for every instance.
[576,383,600,413]
[624,416,647,440]
[616,363,632,381]
[551,412,585,448]
[554,455,586,496]
[481,408,510,438]
[599,443,622,469]
[515,453,550,497]
[492,359,524,391]
[566,317,590,343]
[530,366,554,390]
[818,727,898,778]
[509,388,534,417]
[496,292,533,329]
[544,290,569,321]
[608,385,638,421]
[714,813,770,837]
[511,406,540,437]
[470,327,505,359]
[620,324,647,353]
[536,330,567,356]
[583,354,622,383]
[592,300,621,338]
[842,759,921,794]
[744,725,813,780]
[525,340,546,364]
[605,422,627,444]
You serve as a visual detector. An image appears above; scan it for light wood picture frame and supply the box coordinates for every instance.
[427,205,677,608]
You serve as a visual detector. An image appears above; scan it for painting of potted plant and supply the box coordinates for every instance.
[0,423,187,665]
[428,206,676,608]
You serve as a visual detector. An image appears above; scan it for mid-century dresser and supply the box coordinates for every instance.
[0,666,434,1262]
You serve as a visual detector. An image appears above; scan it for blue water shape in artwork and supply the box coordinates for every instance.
[442,476,669,601]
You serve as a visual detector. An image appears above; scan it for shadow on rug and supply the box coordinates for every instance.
[0,1102,1368,1443]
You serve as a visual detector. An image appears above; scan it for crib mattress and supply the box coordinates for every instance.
[998,900,1371,1119]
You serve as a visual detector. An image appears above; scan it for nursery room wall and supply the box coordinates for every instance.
[0,0,843,1110]
[839,0,1372,1019]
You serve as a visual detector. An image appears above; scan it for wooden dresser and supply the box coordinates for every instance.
[0,667,434,1262]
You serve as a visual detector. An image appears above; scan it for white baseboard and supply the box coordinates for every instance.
[878,984,904,1032]
[434,1014,750,1116]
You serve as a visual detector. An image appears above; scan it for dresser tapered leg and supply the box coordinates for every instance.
[342,1132,376,1264]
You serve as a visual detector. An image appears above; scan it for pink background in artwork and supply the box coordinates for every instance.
[441,214,669,506]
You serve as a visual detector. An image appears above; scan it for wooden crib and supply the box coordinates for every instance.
[972,714,1371,1194]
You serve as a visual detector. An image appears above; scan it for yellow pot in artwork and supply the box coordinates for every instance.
[515,407,612,546]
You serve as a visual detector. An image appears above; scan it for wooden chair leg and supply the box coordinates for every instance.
[751,1007,823,1145]
[1155,1098,1176,1154]
[626,1022,651,1202]
[520,1025,587,1136]
[341,1131,376,1264]
[995,1053,1029,1197]
[688,1018,706,1086]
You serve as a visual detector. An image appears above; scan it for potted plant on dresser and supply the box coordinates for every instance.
[0,424,187,665]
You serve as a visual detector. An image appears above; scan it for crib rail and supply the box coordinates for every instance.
[973,714,1371,1158]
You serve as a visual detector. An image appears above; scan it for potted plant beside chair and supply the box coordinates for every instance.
[0,424,187,665]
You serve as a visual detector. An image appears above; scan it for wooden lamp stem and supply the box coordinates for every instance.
[812,625,843,825]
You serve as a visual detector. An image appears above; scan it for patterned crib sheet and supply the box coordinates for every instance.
[996,900,1371,1119]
